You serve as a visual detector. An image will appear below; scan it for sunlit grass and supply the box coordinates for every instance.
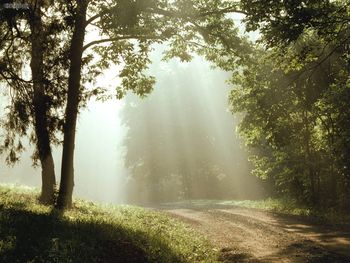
[0,184,218,263]
[225,198,350,224]
[220,198,312,216]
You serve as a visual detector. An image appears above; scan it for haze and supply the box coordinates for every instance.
[0,47,263,204]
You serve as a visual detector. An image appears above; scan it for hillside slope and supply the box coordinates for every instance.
[0,185,217,263]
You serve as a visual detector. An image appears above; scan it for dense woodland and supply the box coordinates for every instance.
[0,0,349,211]
[230,1,350,210]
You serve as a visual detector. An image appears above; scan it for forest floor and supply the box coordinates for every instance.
[158,202,350,263]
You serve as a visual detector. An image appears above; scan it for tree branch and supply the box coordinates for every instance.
[148,5,247,19]
[82,35,163,51]
[85,13,102,26]
[197,6,248,17]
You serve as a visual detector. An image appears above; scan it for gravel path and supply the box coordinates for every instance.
[161,204,350,262]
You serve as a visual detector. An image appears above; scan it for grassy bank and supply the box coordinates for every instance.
[0,184,217,263]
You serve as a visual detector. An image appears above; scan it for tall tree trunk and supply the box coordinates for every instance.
[329,118,337,204]
[303,110,316,205]
[30,3,56,204]
[56,0,88,209]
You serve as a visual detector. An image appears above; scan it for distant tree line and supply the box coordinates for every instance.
[121,61,263,204]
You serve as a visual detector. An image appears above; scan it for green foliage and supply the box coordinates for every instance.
[0,184,218,262]
[0,2,72,164]
[230,1,350,210]
[86,0,250,100]
[230,44,350,207]
[2,0,251,207]
[241,0,349,47]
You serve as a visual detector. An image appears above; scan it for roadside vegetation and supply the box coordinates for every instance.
[223,198,350,225]
[0,184,217,263]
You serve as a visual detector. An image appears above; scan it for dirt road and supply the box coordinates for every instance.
[161,203,350,262]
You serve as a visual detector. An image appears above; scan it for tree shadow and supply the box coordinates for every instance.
[0,206,185,263]
[158,202,350,262]
[268,239,349,263]
[218,247,261,263]
[269,213,350,259]
[213,208,350,262]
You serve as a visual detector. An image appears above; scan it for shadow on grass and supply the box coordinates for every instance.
[0,206,184,263]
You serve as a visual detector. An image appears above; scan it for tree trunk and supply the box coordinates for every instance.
[303,110,316,205]
[329,119,337,204]
[30,3,56,204]
[56,0,88,209]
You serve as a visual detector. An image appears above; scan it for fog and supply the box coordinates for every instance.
[0,46,264,204]
[0,62,128,203]
[0,89,127,203]
[121,49,264,204]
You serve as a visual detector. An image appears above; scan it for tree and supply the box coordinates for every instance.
[55,0,250,208]
[229,10,350,208]
[241,0,349,48]
[29,1,58,204]
[0,1,70,203]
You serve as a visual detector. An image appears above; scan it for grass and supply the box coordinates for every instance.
[0,184,218,263]
[220,198,312,216]
[219,198,350,224]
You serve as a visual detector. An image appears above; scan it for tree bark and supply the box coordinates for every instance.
[56,0,88,209]
[329,118,337,204]
[30,3,56,204]
[303,110,316,205]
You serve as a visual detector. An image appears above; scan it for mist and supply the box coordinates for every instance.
[0,47,264,205]
[121,48,264,205]
[0,98,127,203]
